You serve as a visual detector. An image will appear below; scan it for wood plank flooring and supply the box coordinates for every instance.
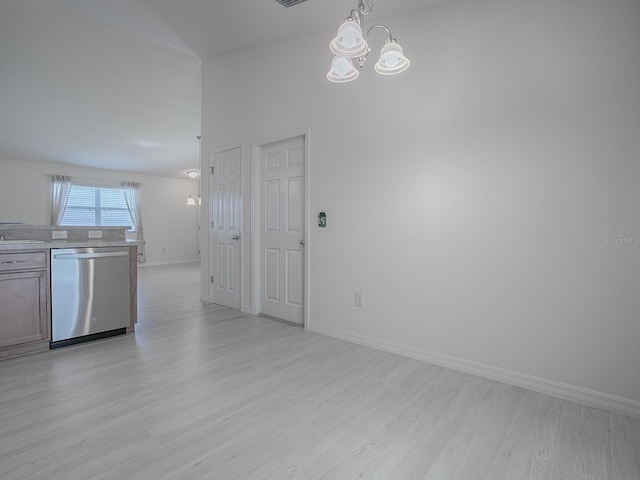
[0,263,639,479]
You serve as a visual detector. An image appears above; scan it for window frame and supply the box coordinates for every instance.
[59,183,136,231]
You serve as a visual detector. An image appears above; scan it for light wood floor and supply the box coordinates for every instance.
[1,263,639,480]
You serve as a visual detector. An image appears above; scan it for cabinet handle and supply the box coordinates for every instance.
[2,260,26,264]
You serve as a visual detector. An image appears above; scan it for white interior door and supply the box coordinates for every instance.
[260,137,305,324]
[210,147,241,310]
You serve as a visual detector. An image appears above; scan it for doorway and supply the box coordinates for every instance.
[209,146,241,310]
[252,134,308,326]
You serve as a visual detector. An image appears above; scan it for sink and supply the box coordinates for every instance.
[0,240,45,244]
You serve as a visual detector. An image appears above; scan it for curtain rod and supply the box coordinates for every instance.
[49,174,142,186]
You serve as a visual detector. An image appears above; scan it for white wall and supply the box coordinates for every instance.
[0,158,199,264]
[201,0,640,412]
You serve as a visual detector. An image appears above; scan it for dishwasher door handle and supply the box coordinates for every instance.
[53,251,129,260]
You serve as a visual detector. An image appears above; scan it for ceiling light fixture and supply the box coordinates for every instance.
[186,170,200,178]
[327,0,410,83]
[186,195,201,206]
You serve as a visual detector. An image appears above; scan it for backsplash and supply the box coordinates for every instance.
[0,225,129,242]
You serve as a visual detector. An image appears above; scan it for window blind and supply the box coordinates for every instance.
[59,184,134,229]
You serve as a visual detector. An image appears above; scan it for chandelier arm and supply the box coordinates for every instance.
[347,8,364,31]
[365,24,394,43]
[354,24,393,68]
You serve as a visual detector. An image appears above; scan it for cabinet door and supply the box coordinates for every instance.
[0,270,48,347]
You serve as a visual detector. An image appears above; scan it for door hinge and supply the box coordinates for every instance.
[211,275,214,284]
[211,221,215,229]
[210,166,214,174]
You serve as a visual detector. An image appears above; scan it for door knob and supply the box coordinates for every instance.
[232,235,239,240]
[300,240,305,246]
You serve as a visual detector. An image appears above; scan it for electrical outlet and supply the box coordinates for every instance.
[52,230,68,240]
[88,230,103,239]
[355,292,364,308]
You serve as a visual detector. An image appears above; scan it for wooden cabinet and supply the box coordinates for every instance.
[0,250,50,358]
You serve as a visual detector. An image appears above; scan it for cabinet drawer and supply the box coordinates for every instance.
[0,252,47,272]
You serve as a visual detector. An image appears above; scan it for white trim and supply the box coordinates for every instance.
[250,128,311,328]
[303,131,311,330]
[250,142,260,316]
[210,142,245,156]
[308,323,640,419]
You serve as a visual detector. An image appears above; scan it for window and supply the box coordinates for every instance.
[59,184,136,230]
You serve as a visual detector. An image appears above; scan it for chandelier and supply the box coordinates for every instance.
[327,0,410,83]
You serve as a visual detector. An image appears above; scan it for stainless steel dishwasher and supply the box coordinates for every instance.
[51,247,130,348]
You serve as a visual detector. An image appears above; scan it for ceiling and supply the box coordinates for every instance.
[0,0,452,179]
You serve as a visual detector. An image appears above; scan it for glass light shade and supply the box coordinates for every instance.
[374,41,410,75]
[330,19,368,58]
[327,56,359,83]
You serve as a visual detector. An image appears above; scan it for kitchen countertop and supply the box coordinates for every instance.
[0,225,138,251]
[0,239,141,251]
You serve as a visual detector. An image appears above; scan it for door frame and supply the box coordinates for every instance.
[209,142,244,308]
[250,128,311,328]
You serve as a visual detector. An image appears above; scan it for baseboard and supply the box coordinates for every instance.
[241,305,252,314]
[200,294,211,303]
[138,259,199,267]
[308,323,640,419]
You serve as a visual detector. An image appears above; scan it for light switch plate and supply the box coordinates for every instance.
[52,230,68,239]
[88,230,103,239]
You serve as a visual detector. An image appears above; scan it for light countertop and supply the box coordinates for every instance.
[0,239,141,251]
